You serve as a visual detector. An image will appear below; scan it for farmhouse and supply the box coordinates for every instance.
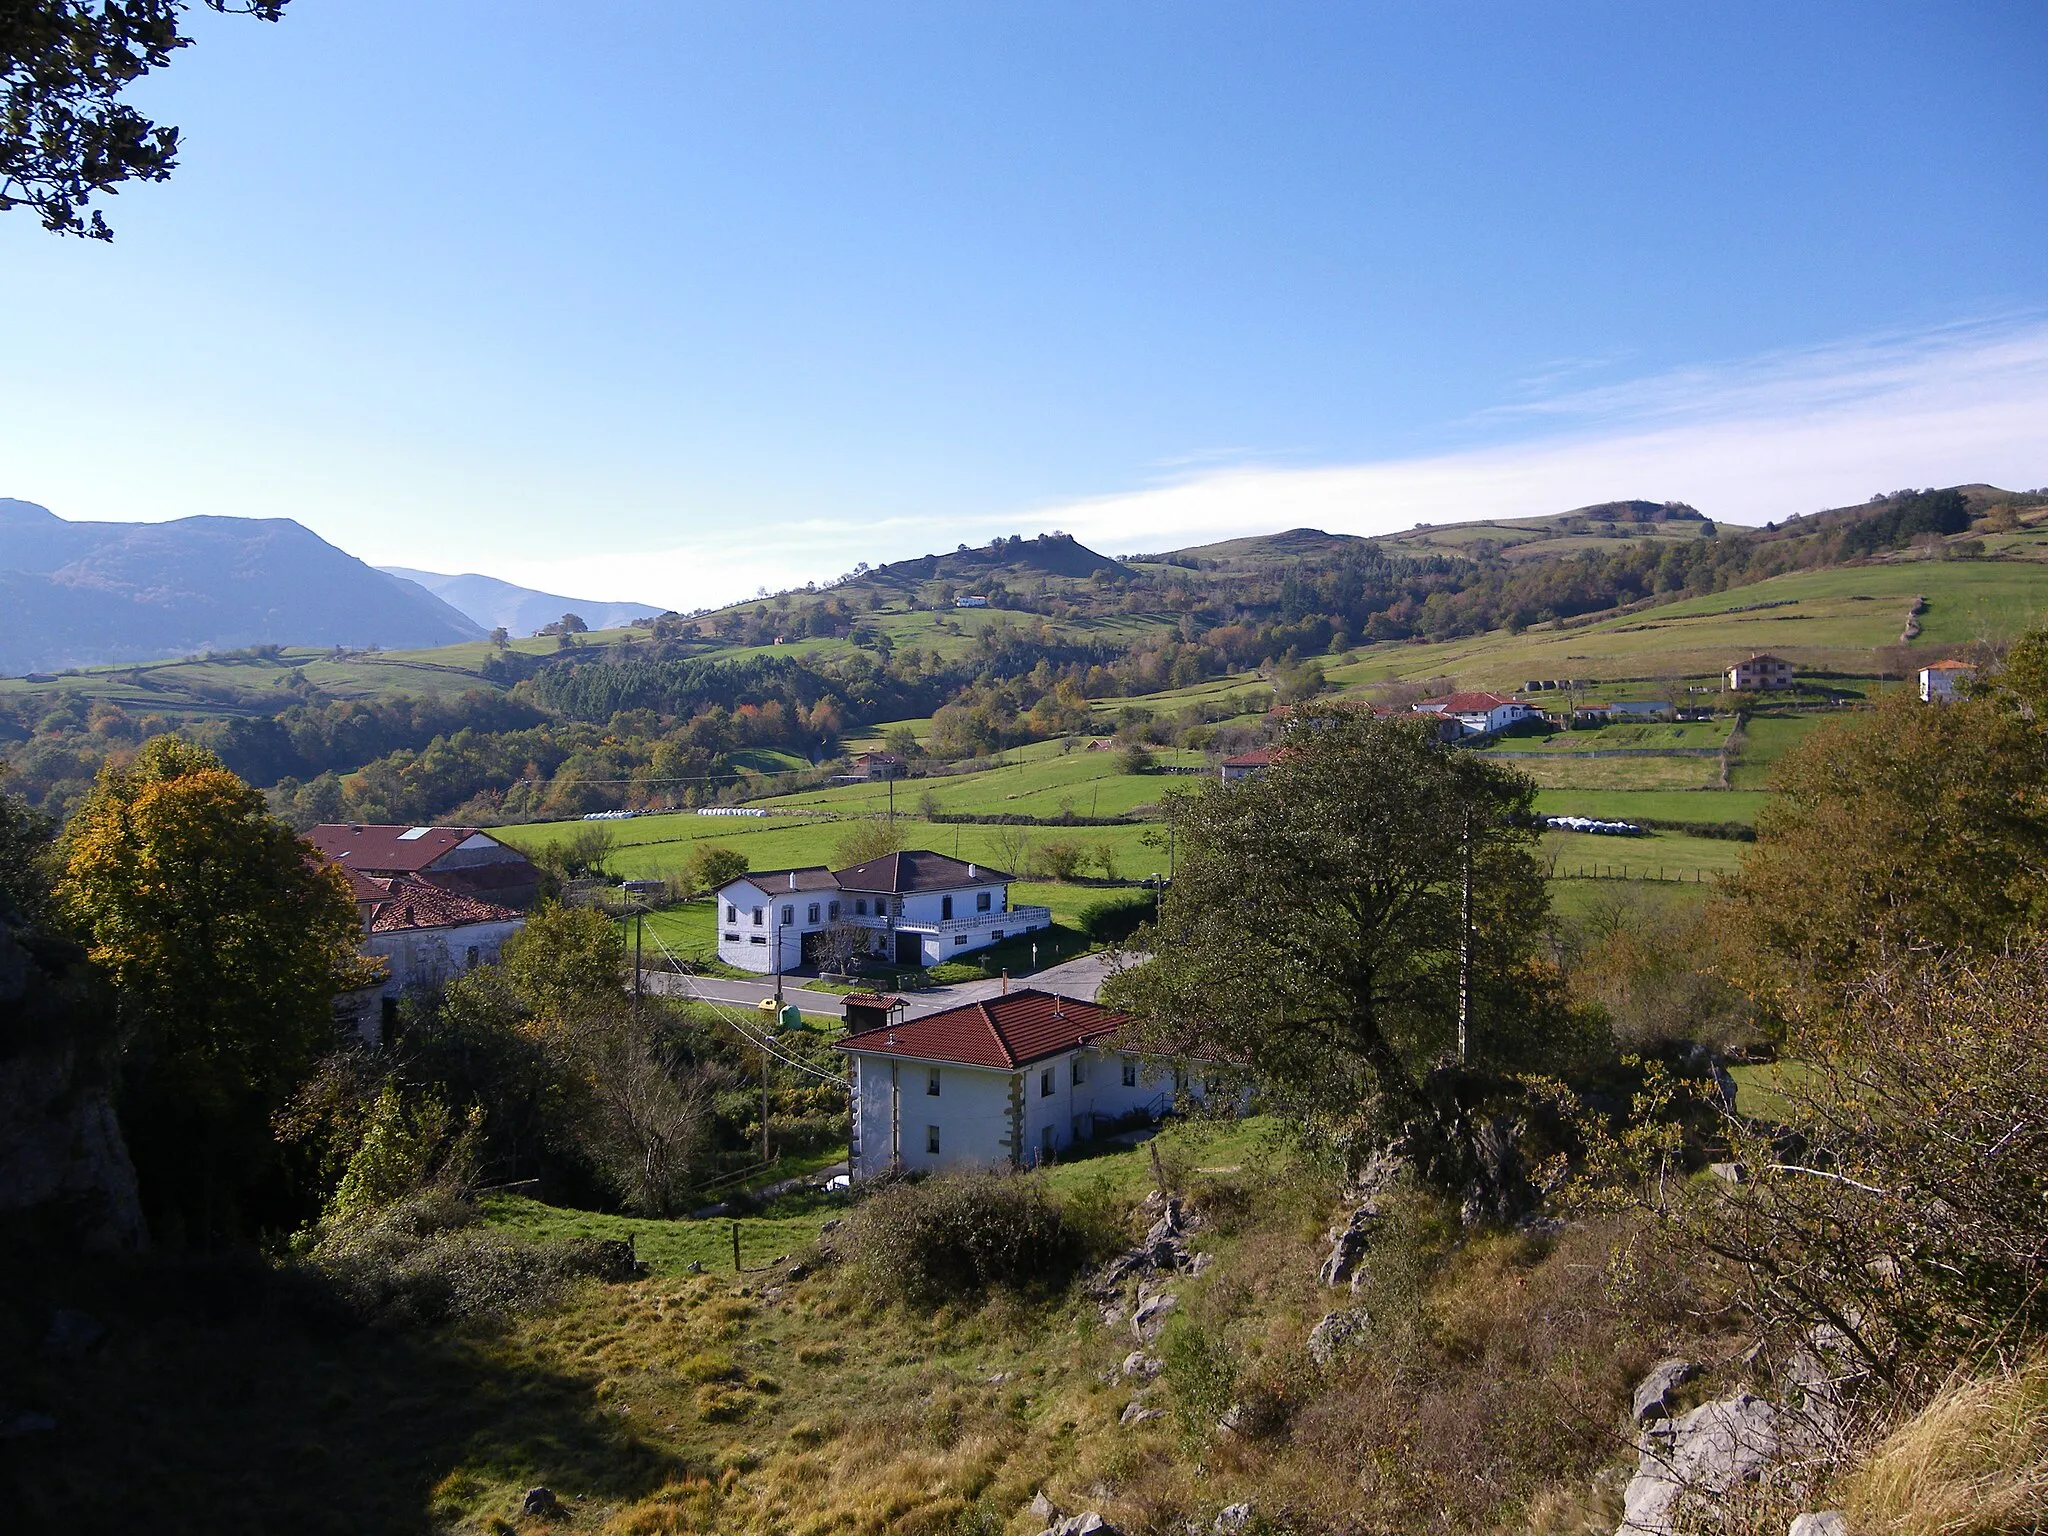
[321,857,526,1042]
[831,751,908,784]
[1219,748,1271,783]
[1726,653,1796,691]
[306,823,540,909]
[713,850,1052,974]
[1918,659,1976,703]
[1415,691,1543,736]
[836,989,1204,1177]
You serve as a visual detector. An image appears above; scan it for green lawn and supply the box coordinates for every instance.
[757,743,1208,820]
[1727,711,1832,789]
[1482,720,1734,754]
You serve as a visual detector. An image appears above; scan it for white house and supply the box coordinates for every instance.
[1218,748,1272,783]
[1726,653,1796,691]
[955,595,990,608]
[714,850,1052,975]
[1415,691,1543,737]
[836,989,1205,1177]
[324,861,526,1043]
[1918,659,1976,703]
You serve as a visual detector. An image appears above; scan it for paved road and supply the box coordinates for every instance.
[637,949,1117,1021]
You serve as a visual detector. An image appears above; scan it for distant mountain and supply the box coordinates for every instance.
[378,568,666,637]
[0,501,484,675]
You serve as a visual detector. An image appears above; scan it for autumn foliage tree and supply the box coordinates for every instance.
[60,736,363,1242]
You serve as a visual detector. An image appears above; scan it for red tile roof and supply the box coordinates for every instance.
[834,850,1011,893]
[334,862,391,904]
[306,824,502,873]
[835,988,1128,1069]
[1221,749,1272,767]
[1923,659,1976,670]
[363,877,522,934]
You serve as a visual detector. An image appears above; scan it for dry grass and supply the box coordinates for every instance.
[1838,1356,2048,1535]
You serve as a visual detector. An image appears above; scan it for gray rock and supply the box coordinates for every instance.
[819,1218,842,1234]
[0,1411,57,1440]
[1144,1199,1184,1246]
[1317,1205,1380,1289]
[1215,1402,1246,1435]
[1707,1163,1746,1185]
[1101,1305,1126,1328]
[684,1259,704,1274]
[784,1262,809,1282]
[1119,1400,1164,1426]
[1618,1393,1779,1535]
[521,1486,565,1519]
[1039,1515,1117,1536]
[1132,1292,1178,1340]
[41,1308,104,1360]
[1027,1491,1059,1522]
[1630,1359,1698,1424]
[1788,1516,1846,1536]
[1214,1503,1253,1533]
[1121,1350,1162,1380]
[1306,1309,1369,1368]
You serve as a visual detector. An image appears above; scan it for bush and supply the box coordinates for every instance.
[1078,891,1153,944]
[303,1192,632,1327]
[846,1171,1083,1302]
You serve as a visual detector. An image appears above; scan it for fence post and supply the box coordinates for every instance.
[732,1220,741,1273]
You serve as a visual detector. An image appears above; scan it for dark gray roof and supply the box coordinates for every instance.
[726,866,840,894]
[833,850,1011,893]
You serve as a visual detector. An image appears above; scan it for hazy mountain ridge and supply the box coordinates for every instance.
[377,567,665,636]
[0,500,484,674]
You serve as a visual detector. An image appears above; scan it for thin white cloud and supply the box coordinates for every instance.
[465,315,2048,608]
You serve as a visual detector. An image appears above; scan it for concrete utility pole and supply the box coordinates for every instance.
[632,902,643,1004]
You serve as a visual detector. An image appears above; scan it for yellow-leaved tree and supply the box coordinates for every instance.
[61,737,366,1244]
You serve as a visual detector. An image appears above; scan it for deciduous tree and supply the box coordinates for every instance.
[59,735,362,1241]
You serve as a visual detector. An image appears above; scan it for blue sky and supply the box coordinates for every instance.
[2,1,2045,608]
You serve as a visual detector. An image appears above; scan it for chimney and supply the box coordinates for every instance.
[788,872,795,890]
[968,863,977,877]
[886,1031,897,1045]
[1001,969,1008,994]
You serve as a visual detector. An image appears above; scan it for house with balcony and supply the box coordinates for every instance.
[713,850,1052,974]
[836,989,1205,1177]
[1726,653,1796,691]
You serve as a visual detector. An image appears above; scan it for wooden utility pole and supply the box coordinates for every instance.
[1457,810,1473,1064]
[632,903,643,1004]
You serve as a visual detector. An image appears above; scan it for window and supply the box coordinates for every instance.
[807,902,820,924]
[926,1125,940,1154]
[1071,1057,1086,1085]
[954,935,969,945]
[990,930,1004,942]
[749,935,767,945]
[724,932,739,942]
[752,908,763,927]
[855,898,868,916]
[828,901,840,920]
[1041,1124,1056,1154]
[466,945,480,970]
[926,1068,941,1096]
[726,904,737,923]
[977,891,991,912]
[941,895,954,920]
[1122,1058,1138,1088]
[781,905,794,925]
[1040,1069,1054,1097]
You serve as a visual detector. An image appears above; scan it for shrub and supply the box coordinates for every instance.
[846,1171,1083,1302]
[303,1192,630,1327]
[1078,891,1152,944]
[1160,1317,1239,1437]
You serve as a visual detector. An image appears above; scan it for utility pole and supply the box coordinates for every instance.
[632,903,643,1004]
[1457,810,1473,1064]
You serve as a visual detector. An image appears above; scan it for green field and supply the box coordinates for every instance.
[1481,719,1734,753]
[1533,788,1770,824]
[495,811,1174,884]
[762,741,1208,820]
[1541,827,1746,881]
[1321,557,2048,695]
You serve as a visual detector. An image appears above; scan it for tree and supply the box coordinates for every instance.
[560,823,616,879]
[1716,689,2048,1029]
[883,724,921,759]
[0,787,57,923]
[1104,706,1572,1204]
[488,627,510,649]
[2,0,288,239]
[499,901,625,1020]
[683,842,748,897]
[59,735,364,1242]
[834,817,904,868]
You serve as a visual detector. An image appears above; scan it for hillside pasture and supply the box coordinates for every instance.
[1532,788,1770,824]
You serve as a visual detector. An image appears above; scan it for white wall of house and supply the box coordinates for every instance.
[846,1046,1199,1177]
[1919,665,1975,703]
[718,875,1051,973]
[365,916,524,998]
